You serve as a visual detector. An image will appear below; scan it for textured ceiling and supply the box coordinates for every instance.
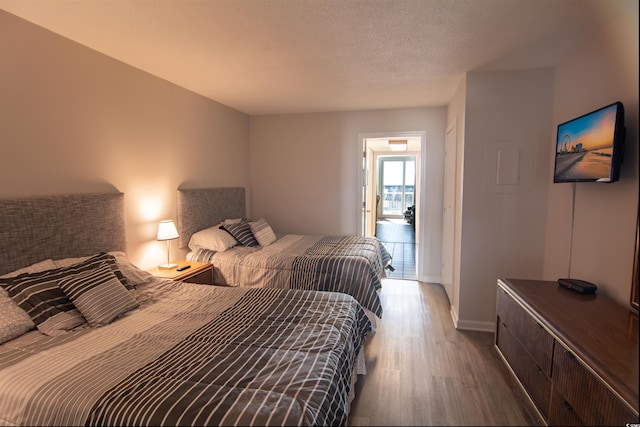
[0,0,631,115]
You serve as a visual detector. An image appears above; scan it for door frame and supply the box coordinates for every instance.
[357,130,426,279]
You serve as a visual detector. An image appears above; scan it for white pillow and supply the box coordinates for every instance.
[249,218,277,246]
[0,288,35,344]
[223,218,244,225]
[188,226,238,252]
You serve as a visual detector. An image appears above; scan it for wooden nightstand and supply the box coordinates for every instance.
[148,260,213,285]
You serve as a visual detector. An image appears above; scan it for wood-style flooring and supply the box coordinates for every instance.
[347,279,542,426]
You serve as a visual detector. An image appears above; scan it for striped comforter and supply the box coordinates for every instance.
[0,280,372,426]
[189,234,392,318]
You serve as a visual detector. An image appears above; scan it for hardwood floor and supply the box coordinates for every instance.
[347,278,542,426]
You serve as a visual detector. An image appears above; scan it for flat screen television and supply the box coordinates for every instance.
[553,101,625,183]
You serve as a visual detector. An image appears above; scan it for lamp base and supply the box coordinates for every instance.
[158,263,178,270]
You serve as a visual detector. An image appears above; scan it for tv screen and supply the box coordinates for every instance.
[553,101,625,183]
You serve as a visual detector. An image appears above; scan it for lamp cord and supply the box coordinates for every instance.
[568,182,576,278]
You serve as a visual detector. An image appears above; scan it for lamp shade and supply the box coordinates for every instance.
[157,220,179,241]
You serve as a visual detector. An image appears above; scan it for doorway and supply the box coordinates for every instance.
[359,133,423,281]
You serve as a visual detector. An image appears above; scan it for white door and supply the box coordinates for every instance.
[441,123,457,300]
[361,144,377,237]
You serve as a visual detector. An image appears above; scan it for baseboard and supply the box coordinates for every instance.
[449,305,459,328]
[418,275,440,283]
[453,317,495,332]
[447,296,495,332]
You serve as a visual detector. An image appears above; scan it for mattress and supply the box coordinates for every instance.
[188,234,392,318]
[0,278,371,426]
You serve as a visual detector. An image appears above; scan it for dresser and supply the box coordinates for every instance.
[495,278,639,426]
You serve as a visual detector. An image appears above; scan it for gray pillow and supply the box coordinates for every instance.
[58,262,139,327]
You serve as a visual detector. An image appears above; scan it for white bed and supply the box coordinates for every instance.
[177,187,393,319]
[0,192,372,426]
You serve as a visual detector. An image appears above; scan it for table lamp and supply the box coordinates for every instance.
[157,219,179,269]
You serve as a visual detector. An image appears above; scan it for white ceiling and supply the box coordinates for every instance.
[0,0,630,115]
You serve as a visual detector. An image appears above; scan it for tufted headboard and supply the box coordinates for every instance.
[0,192,125,276]
[177,187,245,248]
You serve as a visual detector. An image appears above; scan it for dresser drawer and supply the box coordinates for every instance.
[497,319,552,419]
[549,390,585,426]
[497,288,554,376]
[551,344,638,426]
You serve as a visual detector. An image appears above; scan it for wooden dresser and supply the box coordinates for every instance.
[495,278,639,426]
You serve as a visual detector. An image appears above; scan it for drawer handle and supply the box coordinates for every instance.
[563,400,574,412]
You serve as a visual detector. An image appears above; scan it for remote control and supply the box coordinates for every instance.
[176,265,191,272]
[557,278,597,294]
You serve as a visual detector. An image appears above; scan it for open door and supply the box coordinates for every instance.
[361,143,378,237]
[441,122,457,299]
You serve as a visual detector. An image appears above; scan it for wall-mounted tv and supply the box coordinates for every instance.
[553,101,625,183]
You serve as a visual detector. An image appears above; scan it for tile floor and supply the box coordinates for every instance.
[376,218,416,280]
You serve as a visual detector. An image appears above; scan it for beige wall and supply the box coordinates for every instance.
[248,107,447,281]
[0,11,251,270]
[449,2,638,331]
[2,4,637,328]
[457,68,555,331]
[543,3,639,308]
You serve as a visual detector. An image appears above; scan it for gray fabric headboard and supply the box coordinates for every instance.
[0,192,125,276]
[177,187,246,248]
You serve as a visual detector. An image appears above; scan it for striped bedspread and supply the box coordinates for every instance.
[0,281,372,426]
[189,234,392,318]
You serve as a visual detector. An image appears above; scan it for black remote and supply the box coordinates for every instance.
[176,265,191,272]
[557,278,597,294]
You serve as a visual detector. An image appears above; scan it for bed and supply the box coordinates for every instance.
[0,192,372,426]
[177,187,392,319]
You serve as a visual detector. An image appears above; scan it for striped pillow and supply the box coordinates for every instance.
[4,252,132,336]
[5,273,86,336]
[249,218,276,246]
[221,220,259,247]
[190,248,218,263]
[58,263,139,327]
[52,252,134,290]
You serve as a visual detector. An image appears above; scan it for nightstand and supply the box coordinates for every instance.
[148,260,213,285]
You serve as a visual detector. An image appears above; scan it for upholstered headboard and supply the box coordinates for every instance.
[177,187,245,248]
[0,192,125,276]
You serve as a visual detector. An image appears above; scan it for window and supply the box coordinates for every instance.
[379,156,415,217]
